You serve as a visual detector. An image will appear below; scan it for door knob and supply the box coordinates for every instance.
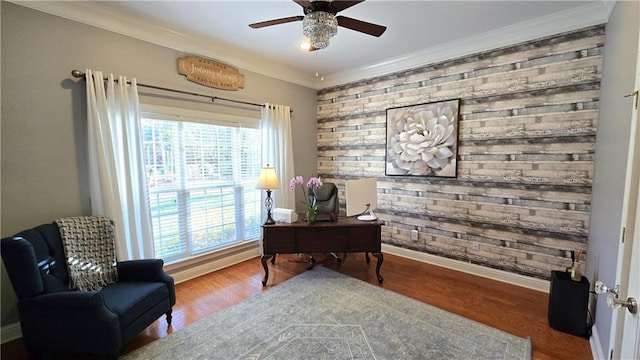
[595,280,619,296]
[597,281,637,314]
[607,295,638,314]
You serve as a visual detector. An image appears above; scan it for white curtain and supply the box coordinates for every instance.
[261,103,296,209]
[86,69,154,261]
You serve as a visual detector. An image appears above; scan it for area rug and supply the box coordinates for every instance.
[122,267,531,360]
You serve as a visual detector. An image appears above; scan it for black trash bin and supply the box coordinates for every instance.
[548,270,590,337]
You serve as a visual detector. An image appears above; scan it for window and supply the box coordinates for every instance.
[140,106,262,262]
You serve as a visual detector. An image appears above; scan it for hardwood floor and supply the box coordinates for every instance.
[1,252,592,359]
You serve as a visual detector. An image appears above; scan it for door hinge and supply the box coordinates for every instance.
[625,90,639,109]
[622,227,626,243]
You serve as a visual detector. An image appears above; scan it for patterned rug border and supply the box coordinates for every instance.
[123,267,532,360]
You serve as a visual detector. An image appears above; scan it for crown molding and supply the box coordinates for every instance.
[320,1,613,89]
[10,0,319,89]
[11,1,614,91]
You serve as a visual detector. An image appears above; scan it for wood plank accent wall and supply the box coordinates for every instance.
[316,25,604,280]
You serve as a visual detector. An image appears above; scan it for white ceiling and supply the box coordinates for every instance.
[16,1,613,89]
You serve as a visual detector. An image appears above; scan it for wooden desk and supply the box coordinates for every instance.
[261,217,383,286]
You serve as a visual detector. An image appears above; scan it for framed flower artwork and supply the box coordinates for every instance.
[385,99,460,177]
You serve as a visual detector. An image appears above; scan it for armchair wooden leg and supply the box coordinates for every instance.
[166,308,173,326]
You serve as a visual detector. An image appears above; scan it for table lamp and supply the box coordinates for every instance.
[256,165,280,225]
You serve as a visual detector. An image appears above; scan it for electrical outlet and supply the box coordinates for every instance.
[411,229,418,240]
[472,241,479,251]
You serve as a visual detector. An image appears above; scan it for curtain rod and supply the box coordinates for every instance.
[70,70,292,112]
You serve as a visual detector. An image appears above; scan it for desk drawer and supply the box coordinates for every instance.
[349,226,381,252]
[263,227,296,254]
[297,228,348,253]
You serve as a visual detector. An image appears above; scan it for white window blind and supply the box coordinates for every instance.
[140,106,262,262]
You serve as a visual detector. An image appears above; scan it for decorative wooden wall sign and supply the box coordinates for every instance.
[177,56,245,91]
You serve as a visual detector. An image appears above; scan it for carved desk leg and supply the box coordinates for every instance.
[372,252,384,284]
[261,255,273,286]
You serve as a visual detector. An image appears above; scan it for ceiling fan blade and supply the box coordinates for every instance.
[249,16,304,29]
[329,1,364,13]
[336,16,386,37]
[293,0,313,11]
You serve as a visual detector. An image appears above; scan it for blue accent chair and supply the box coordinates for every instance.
[1,221,175,359]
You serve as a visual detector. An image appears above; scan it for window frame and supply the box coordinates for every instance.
[139,104,262,264]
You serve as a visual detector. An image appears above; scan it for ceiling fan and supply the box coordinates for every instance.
[249,0,386,50]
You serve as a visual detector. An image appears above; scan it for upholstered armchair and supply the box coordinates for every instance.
[1,220,175,359]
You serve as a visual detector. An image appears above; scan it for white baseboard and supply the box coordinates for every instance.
[381,244,551,293]
[166,243,260,284]
[1,322,22,344]
[590,325,606,360]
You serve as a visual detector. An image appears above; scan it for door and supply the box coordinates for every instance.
[619,190,639,358]
[615,118,639,358]
[615,45,640,359]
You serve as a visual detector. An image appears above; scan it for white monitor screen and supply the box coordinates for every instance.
[345,178,378,217]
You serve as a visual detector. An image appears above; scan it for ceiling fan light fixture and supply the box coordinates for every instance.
[302,11,337,49]
[299,41,312,51]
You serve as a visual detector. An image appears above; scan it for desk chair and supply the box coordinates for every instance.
[310,182,339,220]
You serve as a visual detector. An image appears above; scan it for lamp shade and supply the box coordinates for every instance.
[256,166,280,190]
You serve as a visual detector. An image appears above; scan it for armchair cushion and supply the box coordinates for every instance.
[101,282,169,329]
[118,259,176,305]
[1,236,43,299]
[16,224,69,279]
[42,273,69,293]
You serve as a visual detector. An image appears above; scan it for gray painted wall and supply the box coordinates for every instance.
[586,0,639,356]
[317,26,603,281]
[0,2,317,327]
